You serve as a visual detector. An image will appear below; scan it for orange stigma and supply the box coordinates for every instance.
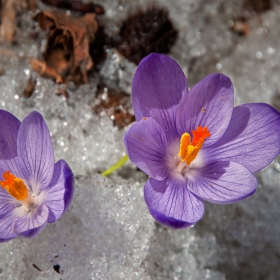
[0,171,28,201]
[178,126,210,165]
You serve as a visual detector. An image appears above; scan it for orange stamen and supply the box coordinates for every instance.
[178,126,210,165]
[0,171,28,201]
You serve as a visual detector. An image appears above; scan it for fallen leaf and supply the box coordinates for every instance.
[33,11,99,84]
[92,85,135,129]
[29,58,63,83]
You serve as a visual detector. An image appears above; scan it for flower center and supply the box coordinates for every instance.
[0,171,28,201]
[178,126,210,165]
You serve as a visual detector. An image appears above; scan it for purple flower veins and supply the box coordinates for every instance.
[0,111,74,241]
[124,53,280,229]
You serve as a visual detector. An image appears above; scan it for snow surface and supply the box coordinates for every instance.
[0,0,280,279]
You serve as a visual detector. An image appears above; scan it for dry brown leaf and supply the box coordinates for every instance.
[26,0,37,11]
[29,58,63,84]
[92,85,135,129]
[33,11,98,84]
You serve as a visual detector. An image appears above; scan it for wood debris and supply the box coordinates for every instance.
[231,16,250,36]
[1,0,19,42]
[0,0,36,42]
[23,76,36,98]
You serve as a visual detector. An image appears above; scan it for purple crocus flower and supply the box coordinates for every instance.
[0,110,74,242]
[124,53,280,229]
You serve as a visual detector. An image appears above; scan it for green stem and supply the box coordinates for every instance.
[101,154,129,176]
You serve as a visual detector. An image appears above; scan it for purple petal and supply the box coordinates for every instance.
[0,207,19,242]
[0,188,20,215]
[132,53,188,140]
[0,110,20,160]
[0,110,21,177]
[16,111,54,192]
[188,161,257,204]
[124,117,169,180]
[18,222,47,238]
[208,103,280,173]
[13,204,49,236]
[41,159,74,223]
[144,176,204,228]
[176,74,234,146]
[0,188,21,242]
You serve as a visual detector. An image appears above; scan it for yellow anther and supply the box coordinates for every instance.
[0,171,28,201]
[178,126,210,165]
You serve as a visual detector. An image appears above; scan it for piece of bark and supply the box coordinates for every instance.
[231,16,250,36]
[0,0,17,42]
[33,11,98,84]
[23,76,36,98]
[0,0,30,42]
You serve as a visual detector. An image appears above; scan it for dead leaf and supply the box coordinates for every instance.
[33,11,99,84]
[26,0,37,11]
[29,58,63,83]
[92,85,135,129]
